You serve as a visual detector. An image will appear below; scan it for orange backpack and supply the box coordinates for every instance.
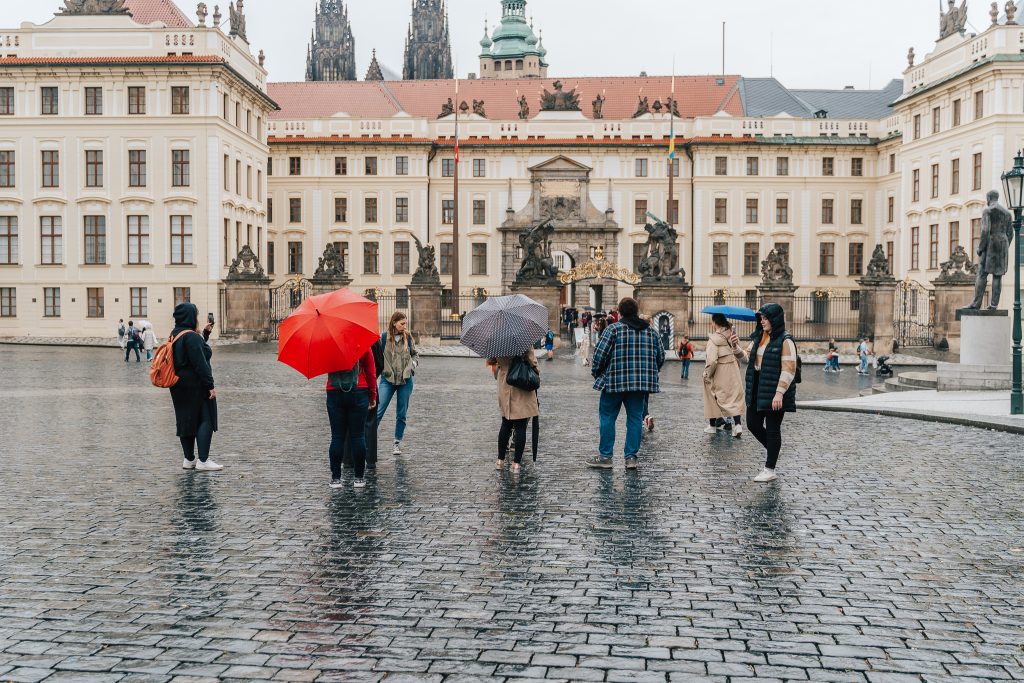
[149,330,195,389]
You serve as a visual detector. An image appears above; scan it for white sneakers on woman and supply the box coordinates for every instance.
[753,467,777,483]
[703,426,718,434]
[393,441,402,455]
[183,458,222,471]
[733,425,743,438]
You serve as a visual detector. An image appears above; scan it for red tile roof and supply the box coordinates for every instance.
[125,0,194,28]
[268,135,433,145]
[269,75,744,121]
[0,55,222,66]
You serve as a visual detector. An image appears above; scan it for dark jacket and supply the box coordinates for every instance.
[169,303,217,437]
[745,303,797,413]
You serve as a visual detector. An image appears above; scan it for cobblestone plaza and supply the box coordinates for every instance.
[1,345,1023,682]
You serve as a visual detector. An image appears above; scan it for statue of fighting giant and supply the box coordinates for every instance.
[968,190,1016,309]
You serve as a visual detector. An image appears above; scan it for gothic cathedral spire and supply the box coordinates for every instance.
[403,0,454,80]
[306,0,357,82]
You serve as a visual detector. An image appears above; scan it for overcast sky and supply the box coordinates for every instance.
[3,1,998,89]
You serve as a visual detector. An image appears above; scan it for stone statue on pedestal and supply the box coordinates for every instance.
[968,190,1015,309]
[865,244,894,280]
[515,219,559,282]
[636,218,683,281]
[313,243,347,280]
[937,245,978,284]
[760,248,794,286]
[226,244,266,280]
[411,236,441,285]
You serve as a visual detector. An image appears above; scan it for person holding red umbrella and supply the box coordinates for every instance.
[325,349,377,489]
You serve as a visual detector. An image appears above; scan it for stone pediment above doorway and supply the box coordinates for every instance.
[502,155,616,233]
[528,155,593,174]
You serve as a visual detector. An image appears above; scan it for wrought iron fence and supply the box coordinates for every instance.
[440,291,490,340]
[363,289,411,334]
[269,277,312,339]
[687,292,761,340]
[790,291,869,342]
[893,282,935,348]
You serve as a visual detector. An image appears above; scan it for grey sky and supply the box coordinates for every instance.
[2,1,989,90]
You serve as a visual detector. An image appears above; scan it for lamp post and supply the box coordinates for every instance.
[1000,151,1024,415]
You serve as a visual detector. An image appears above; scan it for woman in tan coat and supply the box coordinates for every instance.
[702,313,747,438]
[489,349,540,473]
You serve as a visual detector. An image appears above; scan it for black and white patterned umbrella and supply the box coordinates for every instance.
[460,294,549,358]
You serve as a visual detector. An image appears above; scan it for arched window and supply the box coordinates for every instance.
[494,61,502,72]
[516,59,524,70]
[505,60,512,70]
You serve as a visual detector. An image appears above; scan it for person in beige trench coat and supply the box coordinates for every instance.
[702,314,747,438]
[490,349,540,473]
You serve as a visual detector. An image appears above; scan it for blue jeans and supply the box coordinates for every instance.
[598,391,645,460]
[859,355,869,373]
[681,359,691,379]
[327,389,369,479]
[377,376,414,441]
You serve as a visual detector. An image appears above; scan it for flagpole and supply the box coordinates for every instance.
[452,70,461,309]
[667,62,675,228]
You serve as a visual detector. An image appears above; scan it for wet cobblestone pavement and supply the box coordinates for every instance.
[1,345,1023,683]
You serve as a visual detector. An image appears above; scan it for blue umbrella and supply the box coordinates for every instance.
[701,305,758,322]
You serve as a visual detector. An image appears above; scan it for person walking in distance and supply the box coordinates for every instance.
[678,334,695,379]
[659,317,672,351]
[142,324,157,362]
[586,297,665,470]
[489,349,540,474]
[702,314,746,437]
[744,303,798,483]
[857,338,870,375]
[124,321,142,363]
[117,319,127,351]
[326,345,378,490]
[544,328,556,361]
[169,304,222,471]
[377,312,418,456]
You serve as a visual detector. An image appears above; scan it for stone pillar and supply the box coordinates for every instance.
[408,283,442,341]
[937,310,1012,390]
[309,276,352,297]
[221,277,271,341]
[510,282,563,332]
[757,284,798,327]
[633,282,693,336]
[931,281,975,352]
[857,277,897,355]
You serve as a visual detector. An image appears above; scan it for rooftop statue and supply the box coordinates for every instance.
[60,0,129,14]
[633,95,650,118]
[968,190,1015,309]
[518,94,530,120]
[939,0,968,39]
[592,93,605,120]
[472,99,486,117]
[438,97,454,118]
[228,0,247,42]
[540,80,581,112]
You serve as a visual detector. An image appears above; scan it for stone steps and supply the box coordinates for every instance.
[870,371,938,395]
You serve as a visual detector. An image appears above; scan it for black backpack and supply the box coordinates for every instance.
[328,360,361,392]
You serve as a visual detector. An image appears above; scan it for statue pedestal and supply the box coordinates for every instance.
[930,280,976,352]
[757,284,798,327]
[221,277,271,341]
[510,281,562,334]
[937,309,1012,391]
[309,276,352,296]
[408,283,442,342]
[633,281,692,338]
[857,277,897,356]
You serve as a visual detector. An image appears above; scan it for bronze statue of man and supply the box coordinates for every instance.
[969,190,1016,309]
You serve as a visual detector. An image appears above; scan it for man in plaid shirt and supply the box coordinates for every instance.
[587,297,665,469]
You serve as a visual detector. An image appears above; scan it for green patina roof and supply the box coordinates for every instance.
[481,0,545,61]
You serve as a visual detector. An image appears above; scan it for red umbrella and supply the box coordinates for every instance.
[277,289,379,379]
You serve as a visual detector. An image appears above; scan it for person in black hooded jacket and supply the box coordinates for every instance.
[169,303,222,472]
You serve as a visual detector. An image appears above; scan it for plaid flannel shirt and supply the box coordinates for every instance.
[591,321,665,393]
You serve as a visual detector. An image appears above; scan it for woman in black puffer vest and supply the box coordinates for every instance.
[742,303,797,483]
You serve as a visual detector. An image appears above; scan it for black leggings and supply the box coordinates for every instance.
[498,417,529,464]
[709,416,742,428]
[180,400,214,463]
[746,406,785,469]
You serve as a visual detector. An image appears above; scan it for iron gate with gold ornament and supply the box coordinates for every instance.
[269,277,312,338]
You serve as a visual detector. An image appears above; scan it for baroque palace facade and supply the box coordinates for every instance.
[1,0,1023,336]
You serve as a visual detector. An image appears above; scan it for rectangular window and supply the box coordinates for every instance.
[913,114,921,140]
[287,241,302,274]
[889,154,896,174]
[745,198,758,224]
[395,156,409,176]
[235,160,241,194]
[473,199,486,225]
[267,197,274,223]
[171,86,189,115]
[266,242,275,275]
[911,227,920,270]
[40,216,62,265]
[714,197,727,224]
[334,156,347,176]
[127,215,150,264]
[822,157,835,176]
[83,215,106,265]
[440,242,453,275]
[777,157,789,176]
[172,150,190,187]
[931,163,940,198]
[474,158,487,177]
[851,198,863,225]
[775,198,788,224]
[712,242,729,276]
[128,86,146,115]
[170,215,193,265]
[224,155,230,191]
[0,287,15,317]
[670,158,680,177]
[441,158,455,177]
[246,164,252,199]
[86,287,104,318]
[913,169,920,201]
[635,159,648,177]
[932,106,941,134]
[852,158,863,177]
[819,242,835,276]
[43,287,60,317]
[973,152,982,190]
[267,156,273,177]
[442,199,454,224]
[289,198,301,223]
[471,243,487,276]
[668,199,679,225]
[972,218,982,255]
[128,150,146,187]
[0,87,13,115]
[365,197,378,223]
[41,150,59,188]
[130,287,147,317]
[363,242,379,274]
[746,157,759,176]
[743,242,759,276]
[887,240,895,273]
[0,216,16,264]
[951,158,960,195]
[949,221,960,256]
[394,241,410,275]
[397,288,409,308]
[174,287,191,305]
[635,199,648,225]
[396,197,409,223]
[85,87,102,115]
[365,157,378,176]
[974,90,984,120]
[334,197,347,222]
[715,156,728,176]
[888,196,895,223]
[952,99,961,126]
[289,156,302,176]
[0,150,14,188]
[41,87,58,115]
[632,243,647,273]
[849,242,864,276]
[821,198,834,224]
[85,150,103,188]
[929,224,939,269]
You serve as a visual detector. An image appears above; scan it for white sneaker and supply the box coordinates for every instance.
[329,478,343,489]
[196,460,223,472]
[393,441,402,456]
[182,458,196,470]
[733,425,743,438]
[753,467,778,483]
[353,479,366,489]
[703,426,718,434]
